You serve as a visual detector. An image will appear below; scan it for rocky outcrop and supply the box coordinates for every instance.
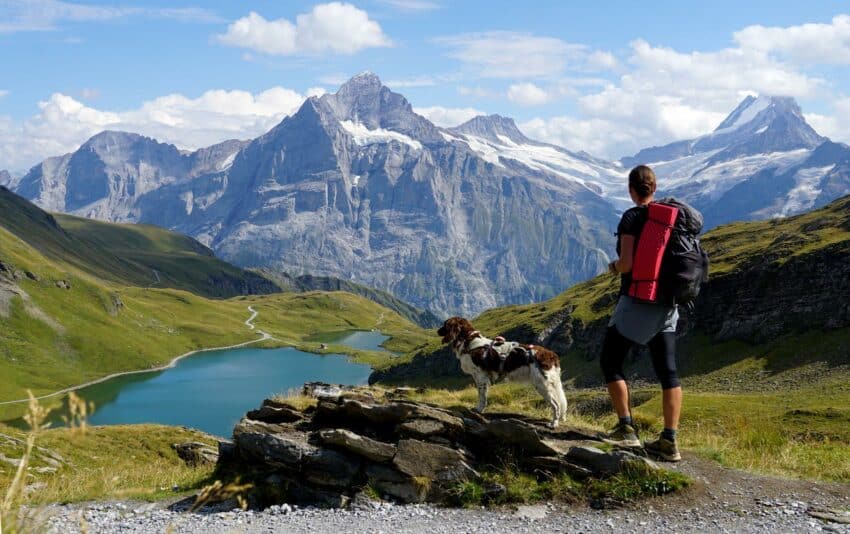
[216,383,661,508]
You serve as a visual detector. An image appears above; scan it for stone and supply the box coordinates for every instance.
[365,464,429,504]
[398,418,445,438]
[233,418,314,466]
[288,482,350,508]
[218,440,237,463]
[317,428,396,463]
[302,448,360,488]
[24,271,39,281]
[482,482,506,502]
[393,439,475,481]
[523,456,594,480]
[565,445,659,477]
[471,418,561,456]
[172,442,219,467]
[246,404,303,424]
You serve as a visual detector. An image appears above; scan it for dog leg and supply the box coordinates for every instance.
[532,370,560,428]
[551,370,569,422]
[474,378,490,413]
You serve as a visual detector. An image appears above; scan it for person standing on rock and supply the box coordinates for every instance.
[598,164,683,462]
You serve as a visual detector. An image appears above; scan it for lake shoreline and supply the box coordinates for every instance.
[0,306,268,407]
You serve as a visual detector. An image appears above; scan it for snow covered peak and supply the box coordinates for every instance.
[623,95,825,167]
[451,115,529,144]
[712,95,806,135]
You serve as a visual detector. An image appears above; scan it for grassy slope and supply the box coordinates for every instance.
[0,186,277,298]
[0,423,217,504]
[473,194,850,342]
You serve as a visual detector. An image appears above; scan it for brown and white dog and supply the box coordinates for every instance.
[437,317,568,428]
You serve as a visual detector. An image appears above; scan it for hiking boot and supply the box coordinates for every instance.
[644,435,682,462]
[598,423,641,448]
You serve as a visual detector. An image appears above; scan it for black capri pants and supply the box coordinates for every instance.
[600,326,680,389]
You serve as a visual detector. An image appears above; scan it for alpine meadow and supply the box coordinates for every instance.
[1,2,849,533]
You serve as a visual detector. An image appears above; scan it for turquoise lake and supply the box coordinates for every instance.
[37,331,383,437]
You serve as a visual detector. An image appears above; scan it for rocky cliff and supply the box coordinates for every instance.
[12,74,623,317]
[372,195,850,387]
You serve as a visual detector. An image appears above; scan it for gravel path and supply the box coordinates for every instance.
[42,498,850,534]
[43,453,850,533]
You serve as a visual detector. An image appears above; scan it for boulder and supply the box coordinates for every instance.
[233,419,314,466]
[247,403,304,424]
[565,446,659,477]
[365,464,429,503]
[302,448,361,488]
[318,428,396,463]
[172,442,218,467]
[393,439,477,482]
[398,418,445,437]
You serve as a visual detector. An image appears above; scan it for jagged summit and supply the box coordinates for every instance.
[623,95,825,167]
[451,114,530,144]
[315,72,441,142]
[713,95,804,133]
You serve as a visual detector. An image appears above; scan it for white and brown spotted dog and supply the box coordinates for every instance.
[437,317,568,428]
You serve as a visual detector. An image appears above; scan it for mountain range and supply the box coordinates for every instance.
[623,95,850,229]
[10,73,850,316]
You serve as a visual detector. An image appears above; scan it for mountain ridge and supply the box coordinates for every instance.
[10,77,850,315]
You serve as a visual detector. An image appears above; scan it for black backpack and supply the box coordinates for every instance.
[654,198,710,306]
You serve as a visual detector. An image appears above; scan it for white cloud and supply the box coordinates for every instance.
[521,34,831,159]
[216,3,391,56]
[586,50,619,71]
[377,0,439,10]
[0,90,8,98]
[506,83,550,106]
[306,87,328,98]
[0,87,310,172]
[733,14,850,64]
[414,106,484,127]
[436,31,586,78]
[0,0,221,32]
[805,97,850,144]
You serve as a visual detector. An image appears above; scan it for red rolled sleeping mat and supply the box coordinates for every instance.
[628,203,679,303]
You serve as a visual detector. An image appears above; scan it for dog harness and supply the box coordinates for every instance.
[463,331,536,374]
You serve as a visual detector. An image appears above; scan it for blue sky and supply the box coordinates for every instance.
[1,0,849,172]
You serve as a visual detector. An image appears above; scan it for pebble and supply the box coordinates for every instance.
[38,500,850,534]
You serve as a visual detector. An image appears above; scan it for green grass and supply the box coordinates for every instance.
[0,423,217,504]
[243,291,428,367]
[0,186,276,299]
[634,385,850,482]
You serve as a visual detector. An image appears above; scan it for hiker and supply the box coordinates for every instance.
[598,164,688,462]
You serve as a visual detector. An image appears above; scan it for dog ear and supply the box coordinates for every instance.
[457,318,475,339]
